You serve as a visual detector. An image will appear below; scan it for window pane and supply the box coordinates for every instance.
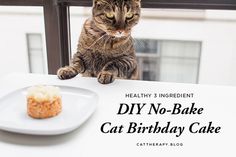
[70,7,91,56]
[0,6,47,76]
[137,57,159,81]
[27,34,46,73]
[160,58,199,83]
[134,39,158,54]
[160,41,201,58]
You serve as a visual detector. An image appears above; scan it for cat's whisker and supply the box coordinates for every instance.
[103,36,110,50]
[87,34,108,49]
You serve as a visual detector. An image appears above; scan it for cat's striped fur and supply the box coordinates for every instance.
[57,0,141,84]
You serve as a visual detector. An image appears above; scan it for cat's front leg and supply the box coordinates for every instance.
[97,61,119,84]
[98,57,137,84]
[98,71,116,84]
[57,66,79,80]
[57,54,85,80]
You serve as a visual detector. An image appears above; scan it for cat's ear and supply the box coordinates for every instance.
[133,0,141,7]
[133,0,141,5]
[93,0,105,7]
[93,0,100,7]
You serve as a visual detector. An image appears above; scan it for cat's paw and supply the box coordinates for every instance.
[97,71,115,84]
[57,66,78,80]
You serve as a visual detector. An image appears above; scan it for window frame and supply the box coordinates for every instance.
[0,0,236,74]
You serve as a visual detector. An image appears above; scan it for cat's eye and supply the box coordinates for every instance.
[105,12,114,19]
[126,12,134,19]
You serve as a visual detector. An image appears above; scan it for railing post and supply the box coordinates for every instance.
[43,0,71,74]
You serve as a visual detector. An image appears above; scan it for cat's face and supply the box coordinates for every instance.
[93,0,141,38]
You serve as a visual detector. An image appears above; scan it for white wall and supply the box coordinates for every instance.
[0,7,47,76]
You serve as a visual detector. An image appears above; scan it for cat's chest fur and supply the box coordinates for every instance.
[80,49,114,76]
[80,40,132,75]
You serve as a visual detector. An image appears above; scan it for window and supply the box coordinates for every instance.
[135,39,201,83]
[27,33,47,74]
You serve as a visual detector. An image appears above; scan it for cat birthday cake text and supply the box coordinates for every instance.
[100,102,222,137]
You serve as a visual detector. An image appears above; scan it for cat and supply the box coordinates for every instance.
[57,0,141,84]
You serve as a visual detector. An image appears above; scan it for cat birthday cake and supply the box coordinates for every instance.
[26,85,62,119]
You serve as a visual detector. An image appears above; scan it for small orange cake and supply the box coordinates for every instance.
[27,85,62,119]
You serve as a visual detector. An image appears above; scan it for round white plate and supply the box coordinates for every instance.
[0,86,98,135]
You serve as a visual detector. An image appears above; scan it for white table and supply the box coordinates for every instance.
[0,73,235,156]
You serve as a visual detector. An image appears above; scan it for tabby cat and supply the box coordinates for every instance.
[57,0,141,84]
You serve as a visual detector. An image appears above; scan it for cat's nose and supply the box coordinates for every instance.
[118,31,123,34]
[114,30,125,38]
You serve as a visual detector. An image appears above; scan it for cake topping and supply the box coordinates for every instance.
[27,85,61,101]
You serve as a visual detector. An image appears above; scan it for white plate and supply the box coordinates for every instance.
[0,86,98,135]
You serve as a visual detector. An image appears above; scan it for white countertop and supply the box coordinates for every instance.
[0,73,235,157]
